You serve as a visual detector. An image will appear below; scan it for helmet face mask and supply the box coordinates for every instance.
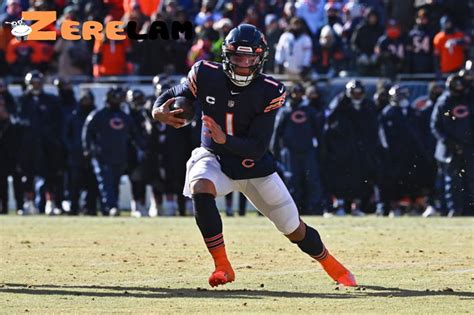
[222,24,268,87]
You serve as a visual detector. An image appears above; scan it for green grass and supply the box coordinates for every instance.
[1,215,473,314]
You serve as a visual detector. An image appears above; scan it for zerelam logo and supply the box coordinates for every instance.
[5,19,32,41]
[5,11,194,41]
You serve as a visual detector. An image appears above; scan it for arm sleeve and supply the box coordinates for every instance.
[430,100,446,142]
[82,111,97,154]
[270,109,287,157]
[275,33,286,65]
[350,27,361,54]
[433,33,442,55]
[302,36,313,67]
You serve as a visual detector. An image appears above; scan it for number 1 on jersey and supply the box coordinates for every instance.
[225,113,234,136]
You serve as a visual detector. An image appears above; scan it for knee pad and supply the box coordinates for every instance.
[192,193,222,238]
[291,224,324,257]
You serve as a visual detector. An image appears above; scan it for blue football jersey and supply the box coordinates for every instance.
[154,60,287,179]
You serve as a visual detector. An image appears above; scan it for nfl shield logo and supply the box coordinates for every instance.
[227,100,235,108]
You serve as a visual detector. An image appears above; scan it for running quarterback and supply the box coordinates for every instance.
[152,24,357,287]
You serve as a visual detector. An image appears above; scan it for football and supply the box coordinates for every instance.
[170,96,196,126]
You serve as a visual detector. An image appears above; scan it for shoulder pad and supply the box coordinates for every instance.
[186,61,202,98]
[186,60,221,97]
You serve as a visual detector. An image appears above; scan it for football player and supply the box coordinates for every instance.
[153,24,356,287]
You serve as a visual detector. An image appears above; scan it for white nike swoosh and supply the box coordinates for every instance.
[279,86,284,93]
[230,91,240,95]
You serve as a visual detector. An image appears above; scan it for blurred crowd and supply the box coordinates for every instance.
[0,61,472,217]
[0,0,472,80]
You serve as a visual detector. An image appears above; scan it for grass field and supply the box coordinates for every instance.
[1,215,473,314]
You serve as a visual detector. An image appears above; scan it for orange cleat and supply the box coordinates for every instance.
[208,265,235,287]
[336,271,357,287]
[319,253,357,287]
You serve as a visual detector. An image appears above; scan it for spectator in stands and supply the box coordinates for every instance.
[431,74,474,216]
[186,31,215,68]
[168,8,193,74]
[313,25,345,77]
[378,85,433,217]
[194,0,222,26]
[433,15,471,74]
[137,12,174,75]
[318,2,343,37]
[275,17,312,79]
[0,0,22,76]
[123,0,160,18]
[103,0,124,20]
[406,8,435,74]
[272,83,324,215]
[6,36,54,77]
[92,16,132,77]
[415,0,470,32]
[295,0,326,36]
[0,95,17,214]
[54,6,92,78]
[196,14,220,41]
[83,87,143,216]
[375,19,407,79]
[263,14,282,73]
[278,0,296,31]
[386,0,415,34]
[359,0,386,25]
[341,0,364,43]
[351,7,384,76]
[322,80,378,216]
[241,5,261,28]
[64,89,98,215]
[162,0,180,22]
[341,0,364,71]
[211,18,233,62]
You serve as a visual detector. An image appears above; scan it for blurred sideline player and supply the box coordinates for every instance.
[153,24,356,287]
